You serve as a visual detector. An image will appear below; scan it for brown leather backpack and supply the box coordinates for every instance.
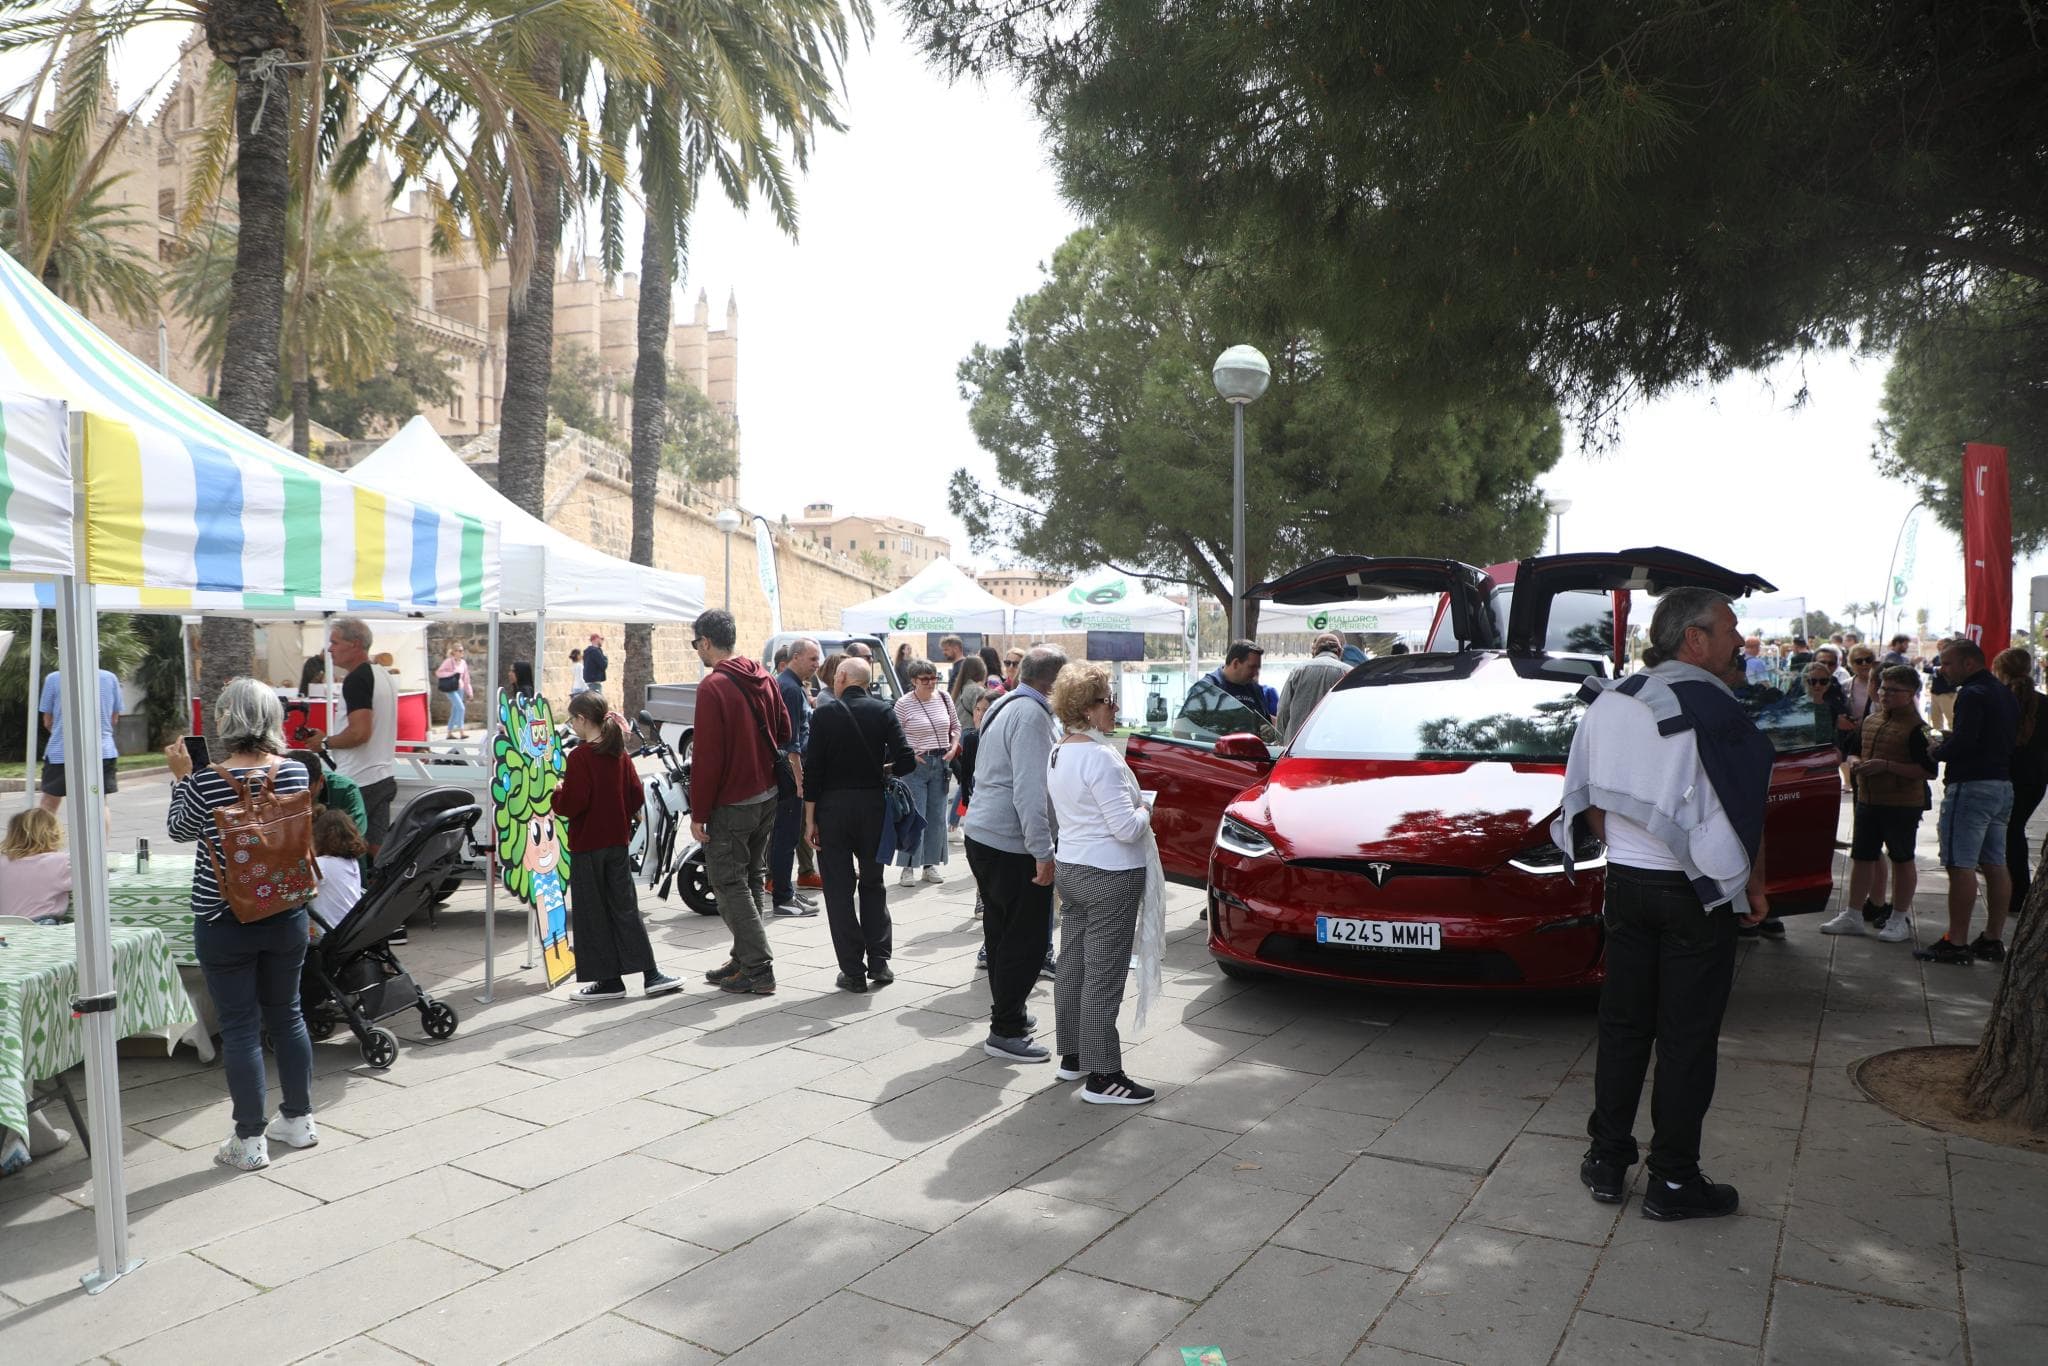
[204,762,320,923]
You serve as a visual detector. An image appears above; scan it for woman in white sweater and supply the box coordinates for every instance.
[1046,662,1162,1104]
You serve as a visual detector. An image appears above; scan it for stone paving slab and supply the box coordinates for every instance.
[4,784,2046,1364]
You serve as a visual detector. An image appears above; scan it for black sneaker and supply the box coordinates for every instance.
[1736,923,1761,939]
[643,973,683,997]
[1580,1154,1628,1204]
[1970,935,2007,963]
[1914,937,1976,965]
[720,968,777,996]
[1040,951,1058,980]
[1757,918,1786,939]
[1863,899,1891,929]
[1642,1173,1740,1221]
[1056,1054,1084,1082]
[704,960,741,985]
[385,927,409,946]
[835,972,868,994]
[1082,1071,1155,1105]
[867,963,895,986]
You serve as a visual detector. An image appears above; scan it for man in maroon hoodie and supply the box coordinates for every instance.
[688,608,792,994]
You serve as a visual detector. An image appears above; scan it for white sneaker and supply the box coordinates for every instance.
[265,1114,319,1150]
[214,1133,269,1171]
[898,866,917,887]
[1876,911,1913,943]
[921,866,945,885]
[1818,908,1865,935]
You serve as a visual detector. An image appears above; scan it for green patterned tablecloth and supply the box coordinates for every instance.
[106,853,198,967]
[0,925,196,1142]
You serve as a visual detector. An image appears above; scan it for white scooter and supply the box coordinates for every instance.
[627,712,715,915]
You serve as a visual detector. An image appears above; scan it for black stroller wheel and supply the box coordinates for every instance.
[360,1027,400,1070]
[420,1000,459,1040]
[306,1016,337,1042]
[681,850,718,916]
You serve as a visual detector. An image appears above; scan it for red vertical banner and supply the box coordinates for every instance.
[1961,442,2013,656]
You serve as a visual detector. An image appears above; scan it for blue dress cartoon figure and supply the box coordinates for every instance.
[493,692,574,985]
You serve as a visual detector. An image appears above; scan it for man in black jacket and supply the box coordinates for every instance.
[804,657,918,991]
[582,634,609,687]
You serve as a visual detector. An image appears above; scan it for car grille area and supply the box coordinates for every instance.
[1255,934,1525,984]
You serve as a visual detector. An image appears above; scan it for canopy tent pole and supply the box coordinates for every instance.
[523,609,544,972]
[23,605,41,810]
[178,619,194,744]
[478,611,501,1003]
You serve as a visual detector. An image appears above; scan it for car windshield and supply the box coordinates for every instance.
[1293,675,1589,761]
[1293,668,1840,762]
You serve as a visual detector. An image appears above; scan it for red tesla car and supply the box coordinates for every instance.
[1127,549,1841,990]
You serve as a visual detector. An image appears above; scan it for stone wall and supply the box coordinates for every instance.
[424,430,889,720]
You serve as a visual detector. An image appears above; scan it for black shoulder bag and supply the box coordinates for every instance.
[739,681,798,800]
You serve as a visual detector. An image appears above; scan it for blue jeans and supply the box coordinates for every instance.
[897,755,951,868]
[446,689,466,732]
[1939,779,2014,869]
[194,909,314,1139]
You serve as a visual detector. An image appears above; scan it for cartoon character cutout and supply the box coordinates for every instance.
[493,693,575,986]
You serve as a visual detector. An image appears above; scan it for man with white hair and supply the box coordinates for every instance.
[317,616,398,854]
[1275,632,1351,743]
[1554,588,1773,1222]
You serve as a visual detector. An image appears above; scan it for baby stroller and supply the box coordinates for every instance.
[302,788,482,1070]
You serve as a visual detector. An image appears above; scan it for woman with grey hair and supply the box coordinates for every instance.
[893,657,961,886]
[165,678,318,1172]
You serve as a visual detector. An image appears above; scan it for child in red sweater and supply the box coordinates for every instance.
[557,692,681,1002]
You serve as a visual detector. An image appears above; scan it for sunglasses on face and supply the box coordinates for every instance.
[1806,678,1830,687]
[1089,695,1114,707]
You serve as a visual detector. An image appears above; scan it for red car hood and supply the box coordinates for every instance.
[1244,758,1565,868]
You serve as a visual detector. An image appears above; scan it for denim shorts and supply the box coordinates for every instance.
[1938,779,2013,869]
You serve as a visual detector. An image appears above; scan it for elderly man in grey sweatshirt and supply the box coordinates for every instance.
[1276,632,1352,743]
[963,644,1067,1062]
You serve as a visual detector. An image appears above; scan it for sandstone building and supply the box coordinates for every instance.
[789,503,953,584]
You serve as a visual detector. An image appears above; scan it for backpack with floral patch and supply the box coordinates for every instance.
[205,762,320,923]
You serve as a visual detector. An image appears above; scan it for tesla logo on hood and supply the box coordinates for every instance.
[1366,862,1394,887]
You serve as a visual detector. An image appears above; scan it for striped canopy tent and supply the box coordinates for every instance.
[0,247,500,1296]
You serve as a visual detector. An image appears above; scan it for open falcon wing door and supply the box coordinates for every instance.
[1505,548,1775,664]
[1250,556,1500,651]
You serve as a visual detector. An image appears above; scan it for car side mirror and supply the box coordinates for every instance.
[1215,733,1270,761]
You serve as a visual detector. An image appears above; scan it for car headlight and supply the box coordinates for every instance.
[1508,832,1607,875]
[1216,816,1275,859]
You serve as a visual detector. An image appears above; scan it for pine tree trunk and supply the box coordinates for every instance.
[622,212,674,716]
[1964,875,2048,1129]
[202,4,300,731]
[494,37,563,521]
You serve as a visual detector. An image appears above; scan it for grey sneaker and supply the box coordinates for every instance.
[921,866,945,885]
[983,1033,1051,1063]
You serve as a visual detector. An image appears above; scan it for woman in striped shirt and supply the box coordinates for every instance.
[165,679,317,1172]
[893,658,961,887]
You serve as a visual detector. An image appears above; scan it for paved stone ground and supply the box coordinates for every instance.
[2,774,2045,1365]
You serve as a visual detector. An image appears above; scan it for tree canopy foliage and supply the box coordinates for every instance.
[1876,276,2048,550]
[905,0,2048,431]
[953,225,1562,629]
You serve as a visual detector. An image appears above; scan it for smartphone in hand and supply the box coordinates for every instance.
[182,734,210,770]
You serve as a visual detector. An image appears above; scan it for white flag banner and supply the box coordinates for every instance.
[754,517,783,636]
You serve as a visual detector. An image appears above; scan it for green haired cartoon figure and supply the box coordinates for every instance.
[493,693,574,985]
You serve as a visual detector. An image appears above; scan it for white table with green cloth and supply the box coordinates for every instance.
[0,924,196,1173]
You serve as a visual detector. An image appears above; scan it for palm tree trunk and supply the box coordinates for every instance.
[203,7,300,731]
[495,37,563,522]
[622,212,674,715]
[291,338,311,458]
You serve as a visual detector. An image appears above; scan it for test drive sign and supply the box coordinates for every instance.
[1962,442,2013,657]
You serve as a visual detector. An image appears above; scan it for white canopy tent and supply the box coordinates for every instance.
[841,558,1011,636]
[1010,567,1187,636]
[1738,592,1809,636]
[1258,594,1444,639]
[348,417,705,624]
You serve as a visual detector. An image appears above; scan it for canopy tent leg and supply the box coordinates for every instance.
[178,618,194,745]
[23,605,41,810]
[57,573,137,1292]
[523,609,544,972]
[478,612,500,1003]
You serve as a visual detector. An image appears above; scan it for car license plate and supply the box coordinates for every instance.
[1316,917,1441,951]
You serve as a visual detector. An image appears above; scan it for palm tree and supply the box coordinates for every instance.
[600,0,871,708]
[0,138,158,323]
[166,196,412,455]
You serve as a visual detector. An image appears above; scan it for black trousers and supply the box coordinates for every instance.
[568,844,657,986]
[769,789,804,903]
[816,788,891,977]
[2007,776,2046,914]
[966,835,1053,1039]
[1587,864,1739,1182]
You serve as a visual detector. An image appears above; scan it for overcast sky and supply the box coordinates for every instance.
[38,13,2048,638]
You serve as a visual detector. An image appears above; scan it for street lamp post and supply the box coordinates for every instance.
[714,508,742,610]
[1545,496,1572,555]
[1212,345,1272,641]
